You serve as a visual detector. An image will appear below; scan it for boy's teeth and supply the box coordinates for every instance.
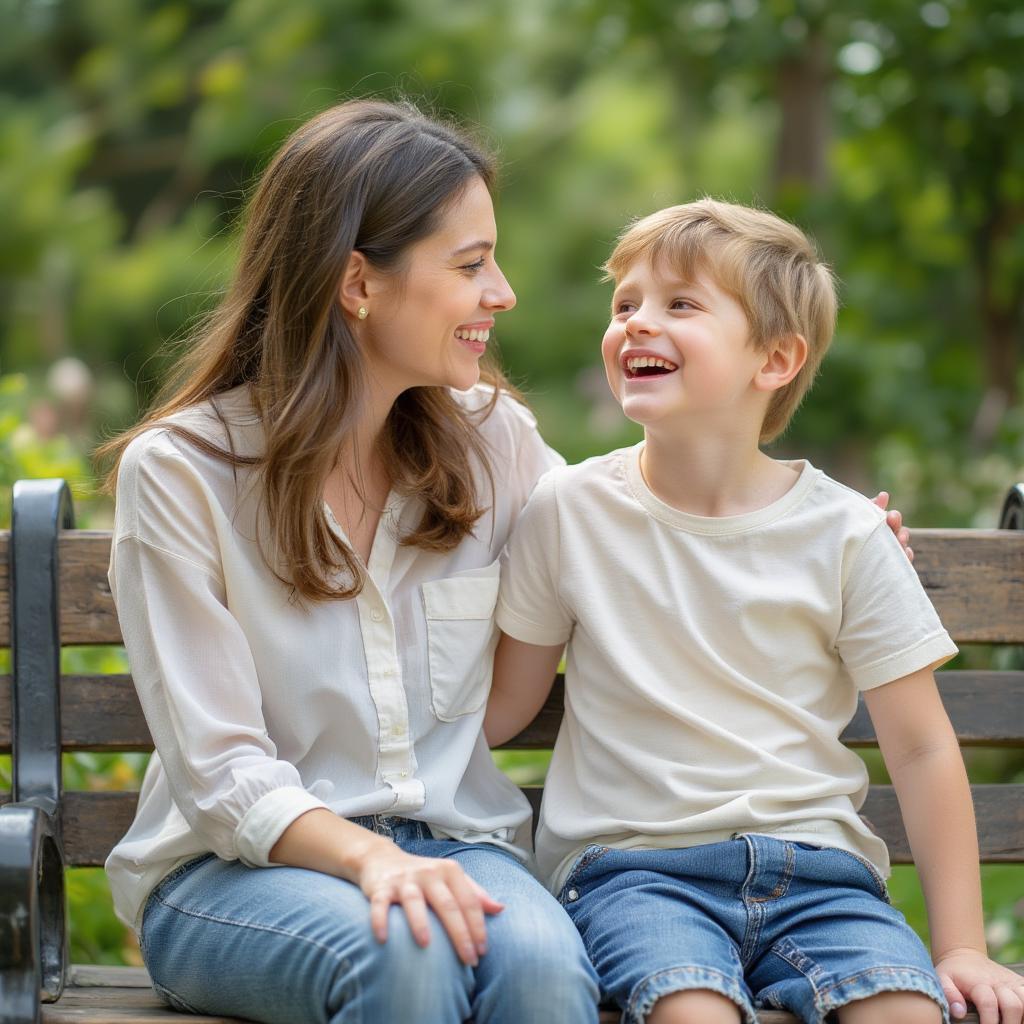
[626,356,678,372]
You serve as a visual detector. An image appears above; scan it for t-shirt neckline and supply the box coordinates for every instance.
[624,442,820,535]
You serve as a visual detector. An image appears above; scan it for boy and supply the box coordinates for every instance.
[485,200,1024,1024]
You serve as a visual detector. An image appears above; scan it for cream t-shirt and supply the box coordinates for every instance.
[495,444,958,893]
[105,383,563,931]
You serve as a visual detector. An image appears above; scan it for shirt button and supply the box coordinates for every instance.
[399,771,408,778]
[391,724,405,738]
[566,889,580,902]
[370,607,384,622]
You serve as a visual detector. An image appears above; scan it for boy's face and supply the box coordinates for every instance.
[601,257,768,432]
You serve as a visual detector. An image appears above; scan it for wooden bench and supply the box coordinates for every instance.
[1,476,1022,1023]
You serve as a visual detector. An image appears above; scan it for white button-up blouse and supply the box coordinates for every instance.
[104,383,563,931]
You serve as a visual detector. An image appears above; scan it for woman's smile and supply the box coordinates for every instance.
[455,319,494,354]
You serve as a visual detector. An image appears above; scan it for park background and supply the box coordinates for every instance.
[1,0,1022,968]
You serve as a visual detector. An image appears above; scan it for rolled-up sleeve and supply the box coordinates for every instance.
[109,438,328,866]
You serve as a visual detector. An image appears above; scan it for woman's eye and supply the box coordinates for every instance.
[461,258,486,274]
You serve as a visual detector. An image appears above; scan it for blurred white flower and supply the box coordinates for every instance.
[47,357,93,408]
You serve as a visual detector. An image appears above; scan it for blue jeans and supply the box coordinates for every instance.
[141,816,599,1024]
[560,834,948,1024]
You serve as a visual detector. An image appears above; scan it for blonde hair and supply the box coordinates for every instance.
[604,198,838,443]
[96,100,517,604]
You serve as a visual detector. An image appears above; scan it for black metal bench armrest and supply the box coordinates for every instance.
[0,801,66,1020]
[3,479,73,1024]
[1000,483,1024,530]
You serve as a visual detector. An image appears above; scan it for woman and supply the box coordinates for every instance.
[99,99,597,1024]
[98,99,909,1024]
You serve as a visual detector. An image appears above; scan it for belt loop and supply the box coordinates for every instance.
[372,814,395,839]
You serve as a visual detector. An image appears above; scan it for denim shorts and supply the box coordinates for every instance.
[558,834,948,1024]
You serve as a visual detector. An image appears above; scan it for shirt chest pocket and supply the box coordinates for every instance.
[421,561,501,722]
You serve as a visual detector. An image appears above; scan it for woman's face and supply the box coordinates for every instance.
[360,176,516,397]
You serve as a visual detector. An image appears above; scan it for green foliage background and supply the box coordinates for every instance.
[1,0,1021,968]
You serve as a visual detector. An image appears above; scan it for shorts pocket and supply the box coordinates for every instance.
[558,844,612,903]
[422,560,501,721]
[835,849,892,904]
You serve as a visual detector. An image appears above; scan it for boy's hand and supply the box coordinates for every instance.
[872,491,913,561]
[935,948,1024,1023]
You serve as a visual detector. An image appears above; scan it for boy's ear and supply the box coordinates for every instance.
[754,333,808,393]
[337,250,374,319]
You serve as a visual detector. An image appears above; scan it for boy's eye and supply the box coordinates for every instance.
[671,299,696,311]
[614,301,637,316]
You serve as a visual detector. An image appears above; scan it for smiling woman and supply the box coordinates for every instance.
[340,176,515,400]
[91,100,600,1024]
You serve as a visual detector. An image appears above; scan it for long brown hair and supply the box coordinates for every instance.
[96,99,517,601]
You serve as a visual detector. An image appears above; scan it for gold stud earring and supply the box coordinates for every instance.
[357,306,368,320]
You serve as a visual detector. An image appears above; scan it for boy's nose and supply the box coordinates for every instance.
[626,311,659,337]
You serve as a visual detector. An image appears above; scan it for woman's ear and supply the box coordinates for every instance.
[754,333,808,393]
[338,250,372,319]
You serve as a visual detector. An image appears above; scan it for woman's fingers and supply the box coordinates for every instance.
[447,871,491,956]
[423,878,479,965]
[363,855,501,966]
[369,886,393,944]
[466,874,506,915]
[398,881,433,949]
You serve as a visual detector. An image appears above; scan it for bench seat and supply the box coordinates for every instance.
[46,965,1023,1023]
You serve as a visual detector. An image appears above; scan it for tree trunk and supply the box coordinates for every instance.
[970,208,1022,448]
[774,30,831,193]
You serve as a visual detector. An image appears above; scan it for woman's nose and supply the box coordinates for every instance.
[483,265,516,312]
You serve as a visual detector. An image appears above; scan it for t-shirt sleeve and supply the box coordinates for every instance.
[495,470,575,647]
[837,520,959,690]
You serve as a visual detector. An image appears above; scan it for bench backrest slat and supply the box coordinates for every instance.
[1,784,1020,868]
[0,532,122,645]
[3,671,1023,752]
[3,529,1024,645]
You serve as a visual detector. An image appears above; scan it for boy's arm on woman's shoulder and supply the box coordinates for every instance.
[483,633,563,747]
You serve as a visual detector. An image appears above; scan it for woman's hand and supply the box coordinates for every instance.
[935,948,1024,1024]
[269,807,502,967]
[359,844,504,966]
[872,491,913,561]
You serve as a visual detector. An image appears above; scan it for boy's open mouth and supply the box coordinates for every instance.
[623,355,679,380]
